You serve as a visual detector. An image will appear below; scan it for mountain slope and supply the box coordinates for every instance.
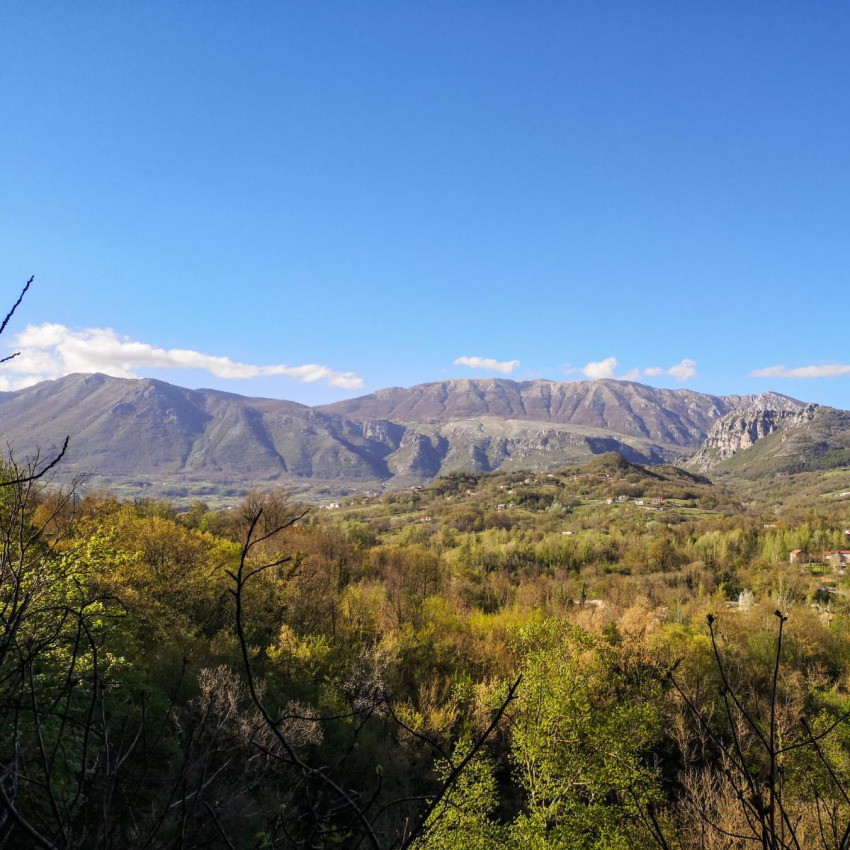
[318,379,801,446]
[689,405,819,472]
[0,374,808,500]
[705,406,850,479]
[0,374,394,492]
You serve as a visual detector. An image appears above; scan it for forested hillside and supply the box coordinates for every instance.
[5,446,850,848]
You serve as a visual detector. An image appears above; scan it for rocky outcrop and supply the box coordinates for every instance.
[360,419,405,451]
[689,404,819,472]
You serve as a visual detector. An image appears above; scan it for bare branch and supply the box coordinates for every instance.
[0,276,33,339]
[398,674,522,850]
[1,437,70,487]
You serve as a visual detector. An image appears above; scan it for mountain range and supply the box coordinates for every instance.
[0,373,840,501]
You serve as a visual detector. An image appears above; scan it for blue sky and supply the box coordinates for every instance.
[1,4,848,407]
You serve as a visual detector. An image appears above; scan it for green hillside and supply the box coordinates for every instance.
[712,407,850,479]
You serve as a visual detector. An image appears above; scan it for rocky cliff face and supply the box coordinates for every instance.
[689,404,819,472]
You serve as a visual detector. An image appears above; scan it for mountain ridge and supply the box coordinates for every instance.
[318,377,802,435]
[0,373,815,500]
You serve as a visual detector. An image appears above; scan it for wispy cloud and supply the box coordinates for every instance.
[751,363,850,379]
[454,355,520,375]
[0,323,364,391]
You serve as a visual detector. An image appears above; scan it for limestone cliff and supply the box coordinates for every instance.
[689,404,818,472]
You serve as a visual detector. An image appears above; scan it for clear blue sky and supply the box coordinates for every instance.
[1,3,848,407]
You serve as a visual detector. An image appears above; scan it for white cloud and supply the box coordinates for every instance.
[1,323,364,390]
[582,357,618,379]
[454,355,520,375]
[641,359,697,382]
[751,363,850,379]
[578,356,697,383]
[666,358,697,382]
